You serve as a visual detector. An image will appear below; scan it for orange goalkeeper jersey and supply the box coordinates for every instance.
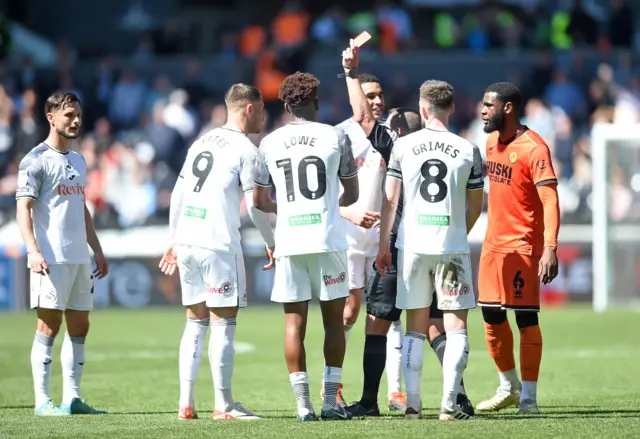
[484,127,557,257]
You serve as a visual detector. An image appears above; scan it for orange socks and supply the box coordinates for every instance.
[519,325,543,382]
[483,320,516,372]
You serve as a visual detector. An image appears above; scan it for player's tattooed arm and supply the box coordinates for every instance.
[342,39,376,135]
[376,175,401,277]
[337,130,359,207]
[16,152,47,272]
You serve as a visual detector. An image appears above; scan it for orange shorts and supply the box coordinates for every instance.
[478,247,541,311]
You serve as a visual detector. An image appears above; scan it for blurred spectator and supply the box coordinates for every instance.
[182,60,209,110]
[544,68,586,120]
[0,88,14,174]
[146,74,173,113]
[163,89,197,140]
[238,25,267,58]
[146,101,186,177]
[200,104,227,135]
[310,6,345,51]
[566,0,598,46]
[607,0,634,48]
[109,69,147,130]
[271,1,311,50]
[13,88,43,159]
[153,18,183,55]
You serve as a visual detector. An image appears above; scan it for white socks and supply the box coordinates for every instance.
[402,331,426,410]
[386,320,403,395]
[322,366,343,409]
[61,333,86,405]
[31,332,54,408]
[210,317,236,412]
[178,318,210,408]
[290,372,314,416]
[441,329,468,411]
[522,381,537,401]
[499,368,521,392]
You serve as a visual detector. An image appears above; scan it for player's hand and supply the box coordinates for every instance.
[29,251,48,274]
[376,247,392,277]
[342,39,360,70]
[350,210,381,229]
[93,251,109,279]
[538,246,558,285]
[159,246,178,276]
[263,245,275,271]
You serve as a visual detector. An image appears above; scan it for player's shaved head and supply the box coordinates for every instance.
[388,107,421,136]
[224,83,262,111]
[45,92,81,115]
[485,82,523,115]
[419,80,454,112]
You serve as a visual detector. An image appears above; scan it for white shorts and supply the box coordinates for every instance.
[347,251,376,291]
[396,250,476,311]
[271,251,350,303]
[177,246,247,308]
[30,263,94,311]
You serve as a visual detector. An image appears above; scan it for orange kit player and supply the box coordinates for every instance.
[476,82,559,415]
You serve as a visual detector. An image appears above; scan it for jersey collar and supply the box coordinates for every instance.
[499,126,529,146]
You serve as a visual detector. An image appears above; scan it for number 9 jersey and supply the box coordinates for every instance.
[253,122,358,258]
[388,128,484,255]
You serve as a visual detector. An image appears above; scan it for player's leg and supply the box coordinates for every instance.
[434,255,475,422]
[378,249,405,411]
[176,246,210,419]
[344,249,366,342]
[61,263,105,415]
[428,295,474,416]
[271,255,316,421]
[504,253,543,414]
[30,266,68,416]
[316,251,352,420]
[347,259,395,417]
[477,249,521,412]
[396,250,431,419]
[204,253,259,420]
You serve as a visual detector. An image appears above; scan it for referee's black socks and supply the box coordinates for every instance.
[360,334,387,408]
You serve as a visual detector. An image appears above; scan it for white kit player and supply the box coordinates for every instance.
[16,92,108,416]
[335,39,406,410]
[253,72,359,421]
[159,84,276,421]
[376,80,485,421]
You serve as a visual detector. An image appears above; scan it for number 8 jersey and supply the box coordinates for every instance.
[254,122,358,257]
[387,127,484,255]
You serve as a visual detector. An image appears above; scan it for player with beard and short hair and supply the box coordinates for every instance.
[332,39,406,412]
[253,72,359,421]
[159,83,275,421]
[476,82,559,415]
[17,92,109,416]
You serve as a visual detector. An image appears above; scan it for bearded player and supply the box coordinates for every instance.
[17,92,108,416]
[477,82,559,415]
[159,84,275,420]
[334,38,405,411]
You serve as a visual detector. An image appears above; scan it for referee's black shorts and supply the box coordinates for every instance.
[366,237,444,322]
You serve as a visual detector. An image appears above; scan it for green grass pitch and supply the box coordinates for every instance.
[1,306,639,438]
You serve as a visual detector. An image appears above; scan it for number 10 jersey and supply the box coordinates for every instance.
[387,127,484,255]
[254,121,358,258]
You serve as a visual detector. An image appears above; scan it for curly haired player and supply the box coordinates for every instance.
[253,72,359,421]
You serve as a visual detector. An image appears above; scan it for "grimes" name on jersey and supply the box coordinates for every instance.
[487,160,513,185]
[411,142,460,159]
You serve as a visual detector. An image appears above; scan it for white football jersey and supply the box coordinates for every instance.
[172,127,257,254]
[16,143,91,264]
[388,127,484,255]
[254,121,357,257]
[336,118,396,252]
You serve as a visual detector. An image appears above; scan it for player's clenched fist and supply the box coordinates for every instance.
[376,247,392,277]
[342,39,360,70]
[159,246,178,276]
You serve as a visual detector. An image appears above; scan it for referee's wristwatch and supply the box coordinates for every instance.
[337,68,357,79]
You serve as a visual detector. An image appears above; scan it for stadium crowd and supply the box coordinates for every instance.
[0,0,639,228]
